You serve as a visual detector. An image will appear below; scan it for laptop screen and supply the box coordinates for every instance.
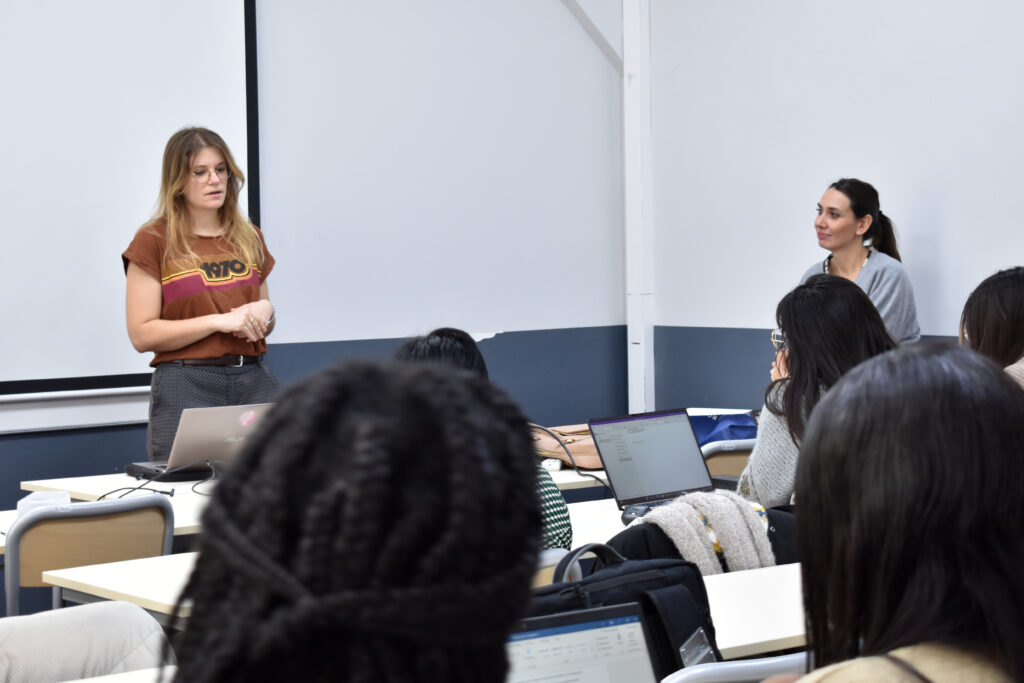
[506,604,657,683]
[588,409,713,508]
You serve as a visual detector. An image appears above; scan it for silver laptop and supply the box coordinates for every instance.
[588,409,714,519]
[125,403,273,481]
[507,603,658,683]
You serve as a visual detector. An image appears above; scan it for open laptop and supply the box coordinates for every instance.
[125,403,273,482]
[506,603,658,683]
[588,409,714,522]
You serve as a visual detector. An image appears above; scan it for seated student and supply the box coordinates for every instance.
[170,361,542,683]
[395,327,573,550]
[959,266,1024,390]
[737,275,895,508]
[783,342,1024,682]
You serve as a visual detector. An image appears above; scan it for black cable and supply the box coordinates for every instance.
[97,485,175,501]
[102,460,218,500]
[529,423,614,497]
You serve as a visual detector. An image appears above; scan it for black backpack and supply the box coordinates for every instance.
[528,543,721,680]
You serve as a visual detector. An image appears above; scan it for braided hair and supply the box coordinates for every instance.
[169,361,542,683]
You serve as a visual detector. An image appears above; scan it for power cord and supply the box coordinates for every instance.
[101,460,219,500]
[529,423,614,497]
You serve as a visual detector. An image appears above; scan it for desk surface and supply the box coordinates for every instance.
[704,563,805,658]
[567,498,623,546]
[14,474,210,542]
[22,473,213,502]
[66,667,173,683]
[39,503,619,615]
[43,553,803,660]
[548,467,608,490]
[43,551,196,617]
[41,500,804,660]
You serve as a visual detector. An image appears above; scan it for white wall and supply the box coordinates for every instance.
[256,0,625,342]
[651,0,1024,335]
[0,0,248,383]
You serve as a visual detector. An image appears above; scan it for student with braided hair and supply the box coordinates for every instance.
[169,361,542,683]
[396,327,573,550]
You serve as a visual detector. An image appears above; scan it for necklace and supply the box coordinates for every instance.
[824,246,873,276]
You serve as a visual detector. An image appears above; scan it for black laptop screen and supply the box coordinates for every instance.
[589,409,713,507]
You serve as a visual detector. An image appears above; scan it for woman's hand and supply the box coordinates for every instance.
[221,300,273,342]
[770,349,789,381]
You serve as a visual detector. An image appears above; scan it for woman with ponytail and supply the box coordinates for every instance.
[801,178,920,343]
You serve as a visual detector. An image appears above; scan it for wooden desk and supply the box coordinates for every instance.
[703,563,805,659]
[567,498,624,546]
[19,474,209,538]
[42,552,804,659]
[548,467,608,491]
[43,551,196,623]
[66,666,174,682]
[22,473,212,502]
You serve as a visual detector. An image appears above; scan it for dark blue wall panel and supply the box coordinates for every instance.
[0,325,626,511]
[655,326,774,410]
[267,326,628,426]
[0,424,146,511]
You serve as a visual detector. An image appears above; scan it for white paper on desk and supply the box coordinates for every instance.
[16,490,71,518]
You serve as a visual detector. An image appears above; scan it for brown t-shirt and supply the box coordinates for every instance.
[122,224,275,365]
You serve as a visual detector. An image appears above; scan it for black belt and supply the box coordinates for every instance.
[180,355,261,367]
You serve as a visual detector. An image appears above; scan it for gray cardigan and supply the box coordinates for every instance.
[737,385,799,509]
[801,250,921,343]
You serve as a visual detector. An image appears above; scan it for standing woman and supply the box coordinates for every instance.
[123,127,278,461]
[802,178,920,343]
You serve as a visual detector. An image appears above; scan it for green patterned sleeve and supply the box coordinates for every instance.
[536,464,573,550]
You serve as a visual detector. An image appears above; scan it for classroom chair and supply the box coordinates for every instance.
[0,600,173,681]
[4,495,174,616]
[660,651,805,682]
[702,439,756,478]
[533,548,583,587]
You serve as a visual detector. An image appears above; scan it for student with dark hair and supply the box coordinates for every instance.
[396,328,573,550]
[802,178,920,343]
[737,275,895,508]
[394,327,490,378]
[960,266,1024,389]
[170,361,542,683]
[789,342,1024,681]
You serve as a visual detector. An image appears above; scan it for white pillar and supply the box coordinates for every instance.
[623,0,655,413]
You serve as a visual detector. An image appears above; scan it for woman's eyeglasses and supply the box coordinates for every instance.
[770,328,786,350]
[192,166,230,183]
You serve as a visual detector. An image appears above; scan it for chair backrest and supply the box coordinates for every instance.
[702,439,756,477]
[660,651,805,683]
[4,495,174,615]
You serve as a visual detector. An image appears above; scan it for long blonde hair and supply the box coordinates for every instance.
[144,127,264,268]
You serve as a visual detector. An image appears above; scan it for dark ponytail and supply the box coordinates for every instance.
[870,210,901,261]
[829,178,901,262]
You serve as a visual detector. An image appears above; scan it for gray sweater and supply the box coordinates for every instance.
[801,250,921,343]
[736,385,799,509]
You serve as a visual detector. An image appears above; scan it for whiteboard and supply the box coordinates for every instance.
[0,0,248,384]
[255,0,625,343]
[651,0,1024,335]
